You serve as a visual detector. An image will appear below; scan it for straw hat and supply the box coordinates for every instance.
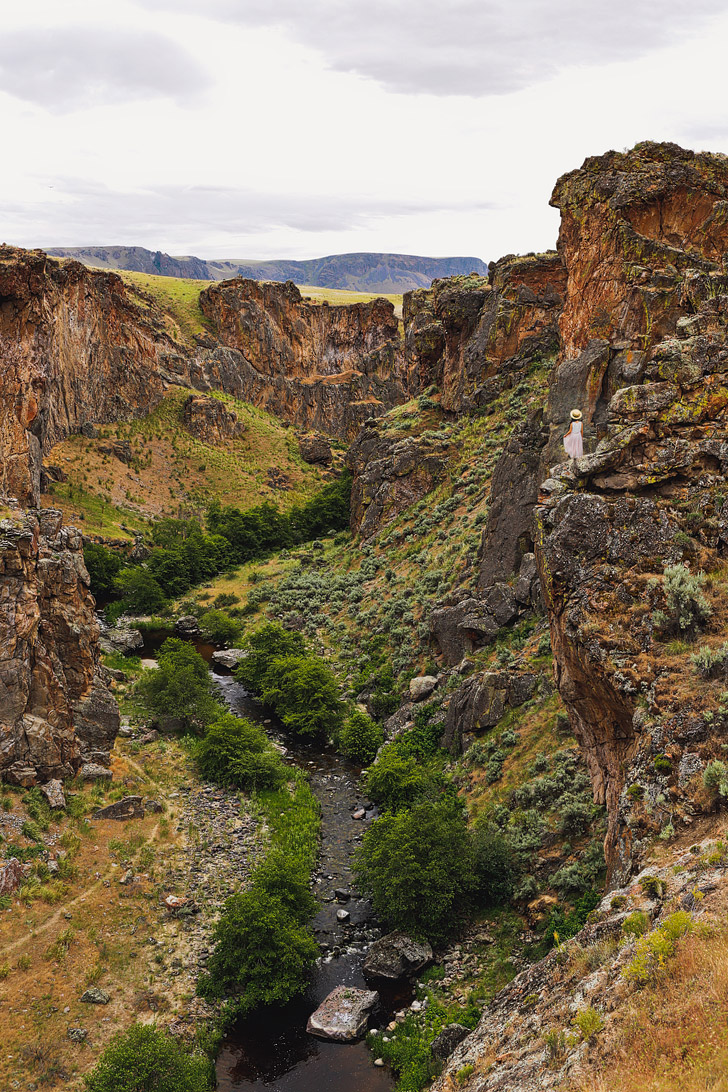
[570,409,583,420]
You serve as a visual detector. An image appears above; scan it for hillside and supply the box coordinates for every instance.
[45,246,488,293]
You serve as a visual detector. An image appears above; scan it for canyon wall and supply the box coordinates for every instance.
[0,249,409,785]
[199,278,406,439]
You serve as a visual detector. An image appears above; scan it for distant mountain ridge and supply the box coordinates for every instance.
[45,246,488,293]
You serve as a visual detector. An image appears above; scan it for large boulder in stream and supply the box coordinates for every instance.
[99,625,143,655]
[363,932,433,980]
[211,648,248,670]
[306,986,379,1041]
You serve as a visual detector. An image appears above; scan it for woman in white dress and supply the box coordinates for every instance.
[563,408,583,459]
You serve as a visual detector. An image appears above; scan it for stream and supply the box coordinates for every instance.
[211,671,406,1091]
[133,627,404,1092]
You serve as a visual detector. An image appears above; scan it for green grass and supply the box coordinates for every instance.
[119,271,213,341]
[298,284,403,318]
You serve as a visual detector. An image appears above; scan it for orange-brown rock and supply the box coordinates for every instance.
[0,246,189,506]
[537,142,728,883]
[181,394,245,443]
[404,256,566,413]
[199,278,407,439]
[0,504,118,784]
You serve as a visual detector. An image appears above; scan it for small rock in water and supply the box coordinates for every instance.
[374,1058,385,1067]
[334,888,351,901]
[352,808,366,820]
[336,909,350,922]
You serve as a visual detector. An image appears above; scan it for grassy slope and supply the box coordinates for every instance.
[44,387,338,540]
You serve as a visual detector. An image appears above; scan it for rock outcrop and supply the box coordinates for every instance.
[181,394,245,443]
[536,142,728,883]
[199,278,407,439]
[0,505,118,784]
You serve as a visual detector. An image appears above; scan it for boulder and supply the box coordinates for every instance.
[174,616,201,640]
[0,858,23,896]
[100,626,144,655]
[80,988,110,1005]
[306,986,379,1041]
[431,1023,471,1061]
[92,795,144,820]
[363,932,433,980]
[211,648,248,670]
[429,599,500,666]
[409,676,438,702]
[299,433,333,466]
[40,779,66,809]
[80,763,113,781]
[67,1027,88,1042]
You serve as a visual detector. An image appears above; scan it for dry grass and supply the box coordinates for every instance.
[577,921,728,1092]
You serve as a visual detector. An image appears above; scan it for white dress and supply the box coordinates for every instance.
[563,419,583,458]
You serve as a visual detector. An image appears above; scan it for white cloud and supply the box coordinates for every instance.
[0,26,210,112]
[135,0,728,97]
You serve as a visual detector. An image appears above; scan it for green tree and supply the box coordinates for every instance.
[235,622,306,693]
[469,821,518,905]
[195,714,285,790]
[355,800,473,942]
[338,710,384,765]
[114,566,168,614]
[198,887,318,1016]
[261,654,345,738]
[136,638,218,729]
[83,542,122,599]
[84,1024,212,1092]
[198,608,242,646]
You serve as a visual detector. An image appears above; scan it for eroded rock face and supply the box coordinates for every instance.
[200,278,407,440]
[347,426,451,538]
[404,256,566,414]
[535,142,728,883]
[182,394,245,443]
[0,505,118,784]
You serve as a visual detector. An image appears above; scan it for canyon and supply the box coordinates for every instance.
[2,139,728,1088]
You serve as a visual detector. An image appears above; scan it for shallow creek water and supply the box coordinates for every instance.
[208,668,404,1091]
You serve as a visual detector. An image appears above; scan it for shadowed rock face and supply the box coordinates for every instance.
[199,278,407,440]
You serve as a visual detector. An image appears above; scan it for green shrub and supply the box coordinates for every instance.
[364,747,444,812]
[623,911,692,984]
[691,642,728,679]
[84,1024,212,1092]
[622,910,650,938]
[703,760,728,797]
[653,754,672,775]
[469,822,518,905]
[653,564,711,638]
[198,609,242,646]
[234,622,306,693]
[572,1006,604,1041]
[194,714,285,791]
[355,800,473,942]
[338,711,384,765]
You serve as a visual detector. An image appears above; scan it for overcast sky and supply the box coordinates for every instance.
[2,0,728,262]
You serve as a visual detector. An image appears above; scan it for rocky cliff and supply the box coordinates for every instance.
[199,277,407,439]
[0,503,118,785]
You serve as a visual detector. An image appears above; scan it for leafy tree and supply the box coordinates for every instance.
[83,542,123,599]
[355,800,473,942]
[261,654,345,738]
[469,821,519,905]
[114,566,168,614]
[338,710,384,765]
[84,1023,212,1092]
[197,887,318,1016]
[235,622,306,693]
[194,714,285,790]
[136,638,218,729]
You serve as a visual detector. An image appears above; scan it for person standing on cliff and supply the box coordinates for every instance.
[563,408,583,459]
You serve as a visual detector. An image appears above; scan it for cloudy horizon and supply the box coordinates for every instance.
[2,0,727,263]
